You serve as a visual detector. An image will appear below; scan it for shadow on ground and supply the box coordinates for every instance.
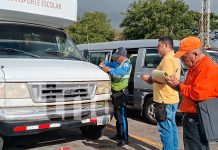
[3,128,84,150]
[3,124,161,150]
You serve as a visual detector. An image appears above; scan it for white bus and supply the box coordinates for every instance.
[0,0,112,146]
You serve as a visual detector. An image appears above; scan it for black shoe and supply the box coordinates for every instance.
[117,140,129,147]
[125,140,129,144]
[110,135,121,140]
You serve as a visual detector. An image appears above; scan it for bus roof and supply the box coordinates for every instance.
[77,39,180,51]
[0,0,77,28]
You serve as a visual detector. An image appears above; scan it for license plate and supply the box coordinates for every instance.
[97,115,110,125]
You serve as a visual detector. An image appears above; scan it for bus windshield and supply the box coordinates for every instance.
[0,23,83,60]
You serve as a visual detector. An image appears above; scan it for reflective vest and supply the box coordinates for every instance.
[111,59,131,91]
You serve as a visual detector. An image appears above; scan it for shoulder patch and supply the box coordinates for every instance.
[123,63,129,67]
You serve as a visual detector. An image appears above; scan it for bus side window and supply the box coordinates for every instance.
[144,49,161,68]
[89,52,109,65]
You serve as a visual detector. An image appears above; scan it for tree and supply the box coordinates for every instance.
[120,0,218,40]
[191,11,218,36]
[114,28,125,41]
[65,11,115,44]
[210,13,218,31]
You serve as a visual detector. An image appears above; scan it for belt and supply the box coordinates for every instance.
[183,113,198,116]
[183,113,198,119]
[112,89,126,93]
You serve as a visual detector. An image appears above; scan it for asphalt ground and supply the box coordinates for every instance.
[3,109,218,150]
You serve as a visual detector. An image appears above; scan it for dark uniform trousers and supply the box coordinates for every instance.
[112,90,128,141]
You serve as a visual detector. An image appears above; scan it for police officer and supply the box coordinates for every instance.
[101,47,131,147]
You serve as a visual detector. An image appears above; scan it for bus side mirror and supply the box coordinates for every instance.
[83,49,90,61]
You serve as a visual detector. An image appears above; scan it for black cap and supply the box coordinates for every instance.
[112,47,127,59]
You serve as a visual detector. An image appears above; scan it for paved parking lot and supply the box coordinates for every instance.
[3,109,218,150]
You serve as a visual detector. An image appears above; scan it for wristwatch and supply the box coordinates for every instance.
[148,76,152,82]
[176,82,181,90]
[147,76,153,84]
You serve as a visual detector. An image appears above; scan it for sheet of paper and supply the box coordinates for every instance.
[151,70,168,83]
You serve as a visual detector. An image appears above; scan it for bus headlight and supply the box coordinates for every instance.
[0,83,31,99]
[95,81,111,95]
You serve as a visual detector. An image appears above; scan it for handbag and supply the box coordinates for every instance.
[154,102,167,122]
[111,91,126,108]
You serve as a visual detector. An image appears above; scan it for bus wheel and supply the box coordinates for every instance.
[143,97,157,125]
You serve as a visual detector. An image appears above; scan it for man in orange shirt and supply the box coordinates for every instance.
[167,36,218,150]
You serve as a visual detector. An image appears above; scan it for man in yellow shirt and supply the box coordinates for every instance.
[142,36,181,150]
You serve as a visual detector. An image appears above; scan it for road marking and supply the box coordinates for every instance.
[106,127,162,149]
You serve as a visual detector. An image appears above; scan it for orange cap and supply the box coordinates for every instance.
[174,36,202,58]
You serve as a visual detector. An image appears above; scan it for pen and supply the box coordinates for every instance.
[173,68,178,76]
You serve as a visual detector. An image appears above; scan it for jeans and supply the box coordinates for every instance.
[183,115,209,150]
[157,103,178,150]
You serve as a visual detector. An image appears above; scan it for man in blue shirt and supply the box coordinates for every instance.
[101,47,131,147]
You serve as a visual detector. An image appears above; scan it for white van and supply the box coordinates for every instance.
[0,0,112,144]
[205,49,218,64]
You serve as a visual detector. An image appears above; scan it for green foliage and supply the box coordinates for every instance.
[120,0,218,40]
[66,11,115,44]
[191,11,218,35]
[210,13,218,30]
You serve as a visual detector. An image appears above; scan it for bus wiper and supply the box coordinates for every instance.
[65,55,82,60]
[45,50,62,55]
[0,48,40,58]
[45,50,82,60]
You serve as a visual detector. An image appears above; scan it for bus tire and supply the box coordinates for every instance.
[143,97,157,125]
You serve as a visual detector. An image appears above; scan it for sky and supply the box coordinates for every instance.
[77,0,218,28]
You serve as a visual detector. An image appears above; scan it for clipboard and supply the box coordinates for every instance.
[151,70,169,83]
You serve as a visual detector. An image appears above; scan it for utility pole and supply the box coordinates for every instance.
[200,0,210,48]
